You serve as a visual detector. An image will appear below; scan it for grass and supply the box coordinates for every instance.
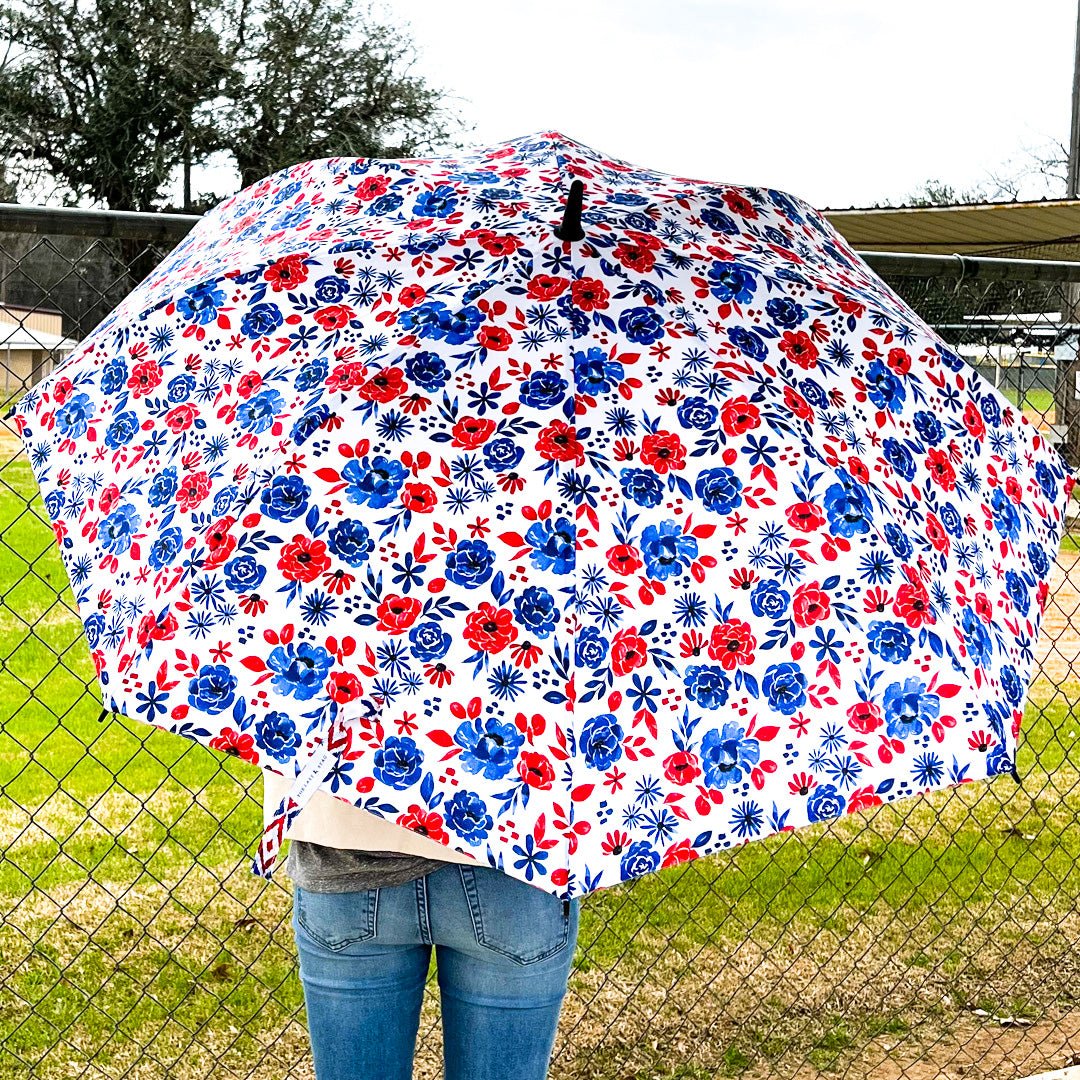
[3,447,1080,1078]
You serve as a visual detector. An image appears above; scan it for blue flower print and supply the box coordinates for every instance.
[236,388,284,434]
[445,790,493,844]
[581,713,624,770]
[750,579,789,619]
[620,840,660,880]
[700,722,760,789]
[176,280,227,325]
[100,503,141,556]
[867,620,913,663]
[807,784,846,822]
[455,716,524,780]
[257,711,301,764]
[414,184,459,218]
[188,663,237,714]
[618,305,665,345]
[763,662,808,715]
[342,455,409,509]
[684,665,732,709]
[519,369,568,409]
[525,516,576,574]
[55,392,96,439]
[445,539,496,588]
[266,642,333,701]
[695,466,743,514]
[328,519,373,566]
[620,467,665,508]
[373,736,424,789]
[640,519,697,580]
[224,554,265,593]
[707,262,756,303]
[514,586,558,639]
[260,474,310,522]
[241,303,283,339]
[409,621,452,662]
[883,677,939,740]
[823,469,874,537]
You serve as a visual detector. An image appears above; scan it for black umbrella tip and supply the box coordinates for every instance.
[554,179,586,242]
[2,406,14,421]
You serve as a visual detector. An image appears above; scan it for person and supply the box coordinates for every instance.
[264,771,581,1080]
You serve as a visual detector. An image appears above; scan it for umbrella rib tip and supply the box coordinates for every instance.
[554,179,586,242]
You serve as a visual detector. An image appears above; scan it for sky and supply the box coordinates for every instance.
[379,0,1079,210]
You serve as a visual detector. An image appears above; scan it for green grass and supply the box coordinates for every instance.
[3,450,1080,1078]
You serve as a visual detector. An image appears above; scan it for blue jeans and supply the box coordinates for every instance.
[291,862,581,1080]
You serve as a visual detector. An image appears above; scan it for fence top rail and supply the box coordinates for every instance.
[5,203,1080,282]
[0,202,201,241]
[857,250,1080,283]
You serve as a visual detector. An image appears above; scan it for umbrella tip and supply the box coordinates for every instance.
[554,179,586,242]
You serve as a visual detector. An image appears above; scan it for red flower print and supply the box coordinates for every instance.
[202,515,238,570]
[886,347,911,375]
[610,628,648,676]
[326,361,370,392]
[164,403,199,434]
[136,609,178,649]
[359,366,407,402]
[526,274,569,300]
[398,805,450,843]
[328,670,363,704]
[925,447,956,491]
[640,430,686,473]
[354,175,390,200]
[788,772,817,796]
[661,838,700,867]
[210,728,259,764]
[399,284,426,307]
[377,593,423,632]
[278,534,331,583]
[847,785,882,813]
[52,376,74,405]
[478,325,512,351]
[783,385,814,420]
[237,371,263,397]
[401,482,437,513]
[470,229,523,257]
[606,543,643,576]
[847,700,883,733]
[786,500,826,533]
[463,602,518,653]
[613,238,656,274]
[518,751,554,789]
[792,582,831,628]
[963,400,986,440]
[663,750,702,785]
[722,189,758,218]
[924,512,950,554]
[571,277,610,310]
[313,304,356,331]
[98,483,121,515]
[451,415,497,448]
[707,619,756,669]
[536,419,584,464]
[176,470,212,512]
[720,395,760,435]
[128,359,163,398]
[264,253,310,290]
[848,456,870,484]
[779,330,819,369]
[892,567,934,628]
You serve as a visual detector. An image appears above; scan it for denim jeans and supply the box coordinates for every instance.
[290,861,581,1080]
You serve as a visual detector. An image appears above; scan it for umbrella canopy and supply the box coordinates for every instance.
[13,132,1072,902]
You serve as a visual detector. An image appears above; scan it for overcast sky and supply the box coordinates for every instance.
[389,0,1078,209]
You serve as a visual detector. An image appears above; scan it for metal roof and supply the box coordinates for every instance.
[824,199,1080,261]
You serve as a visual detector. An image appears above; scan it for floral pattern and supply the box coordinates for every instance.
[13,131,1073,901]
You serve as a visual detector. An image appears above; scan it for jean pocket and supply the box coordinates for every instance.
[294,885,378,951]
[460,866,569,966]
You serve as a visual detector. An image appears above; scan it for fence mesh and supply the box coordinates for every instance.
[1,214,1079,1080]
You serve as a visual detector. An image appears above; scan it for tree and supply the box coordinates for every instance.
[901,179,994,207]
[0,0,457,212]
[0,0,233,211]
[217,0,458,191]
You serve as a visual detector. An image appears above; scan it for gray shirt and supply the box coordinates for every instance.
[285,839,450,892]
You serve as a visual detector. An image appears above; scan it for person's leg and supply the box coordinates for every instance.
[427,863,580,1080]
[291,883,430,1080]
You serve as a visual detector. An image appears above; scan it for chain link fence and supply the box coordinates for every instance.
[1,208,1079,1080]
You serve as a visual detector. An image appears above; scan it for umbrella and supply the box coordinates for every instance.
[12,132,1072,902]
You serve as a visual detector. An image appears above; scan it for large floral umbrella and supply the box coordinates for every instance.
[13,132,1072,902]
